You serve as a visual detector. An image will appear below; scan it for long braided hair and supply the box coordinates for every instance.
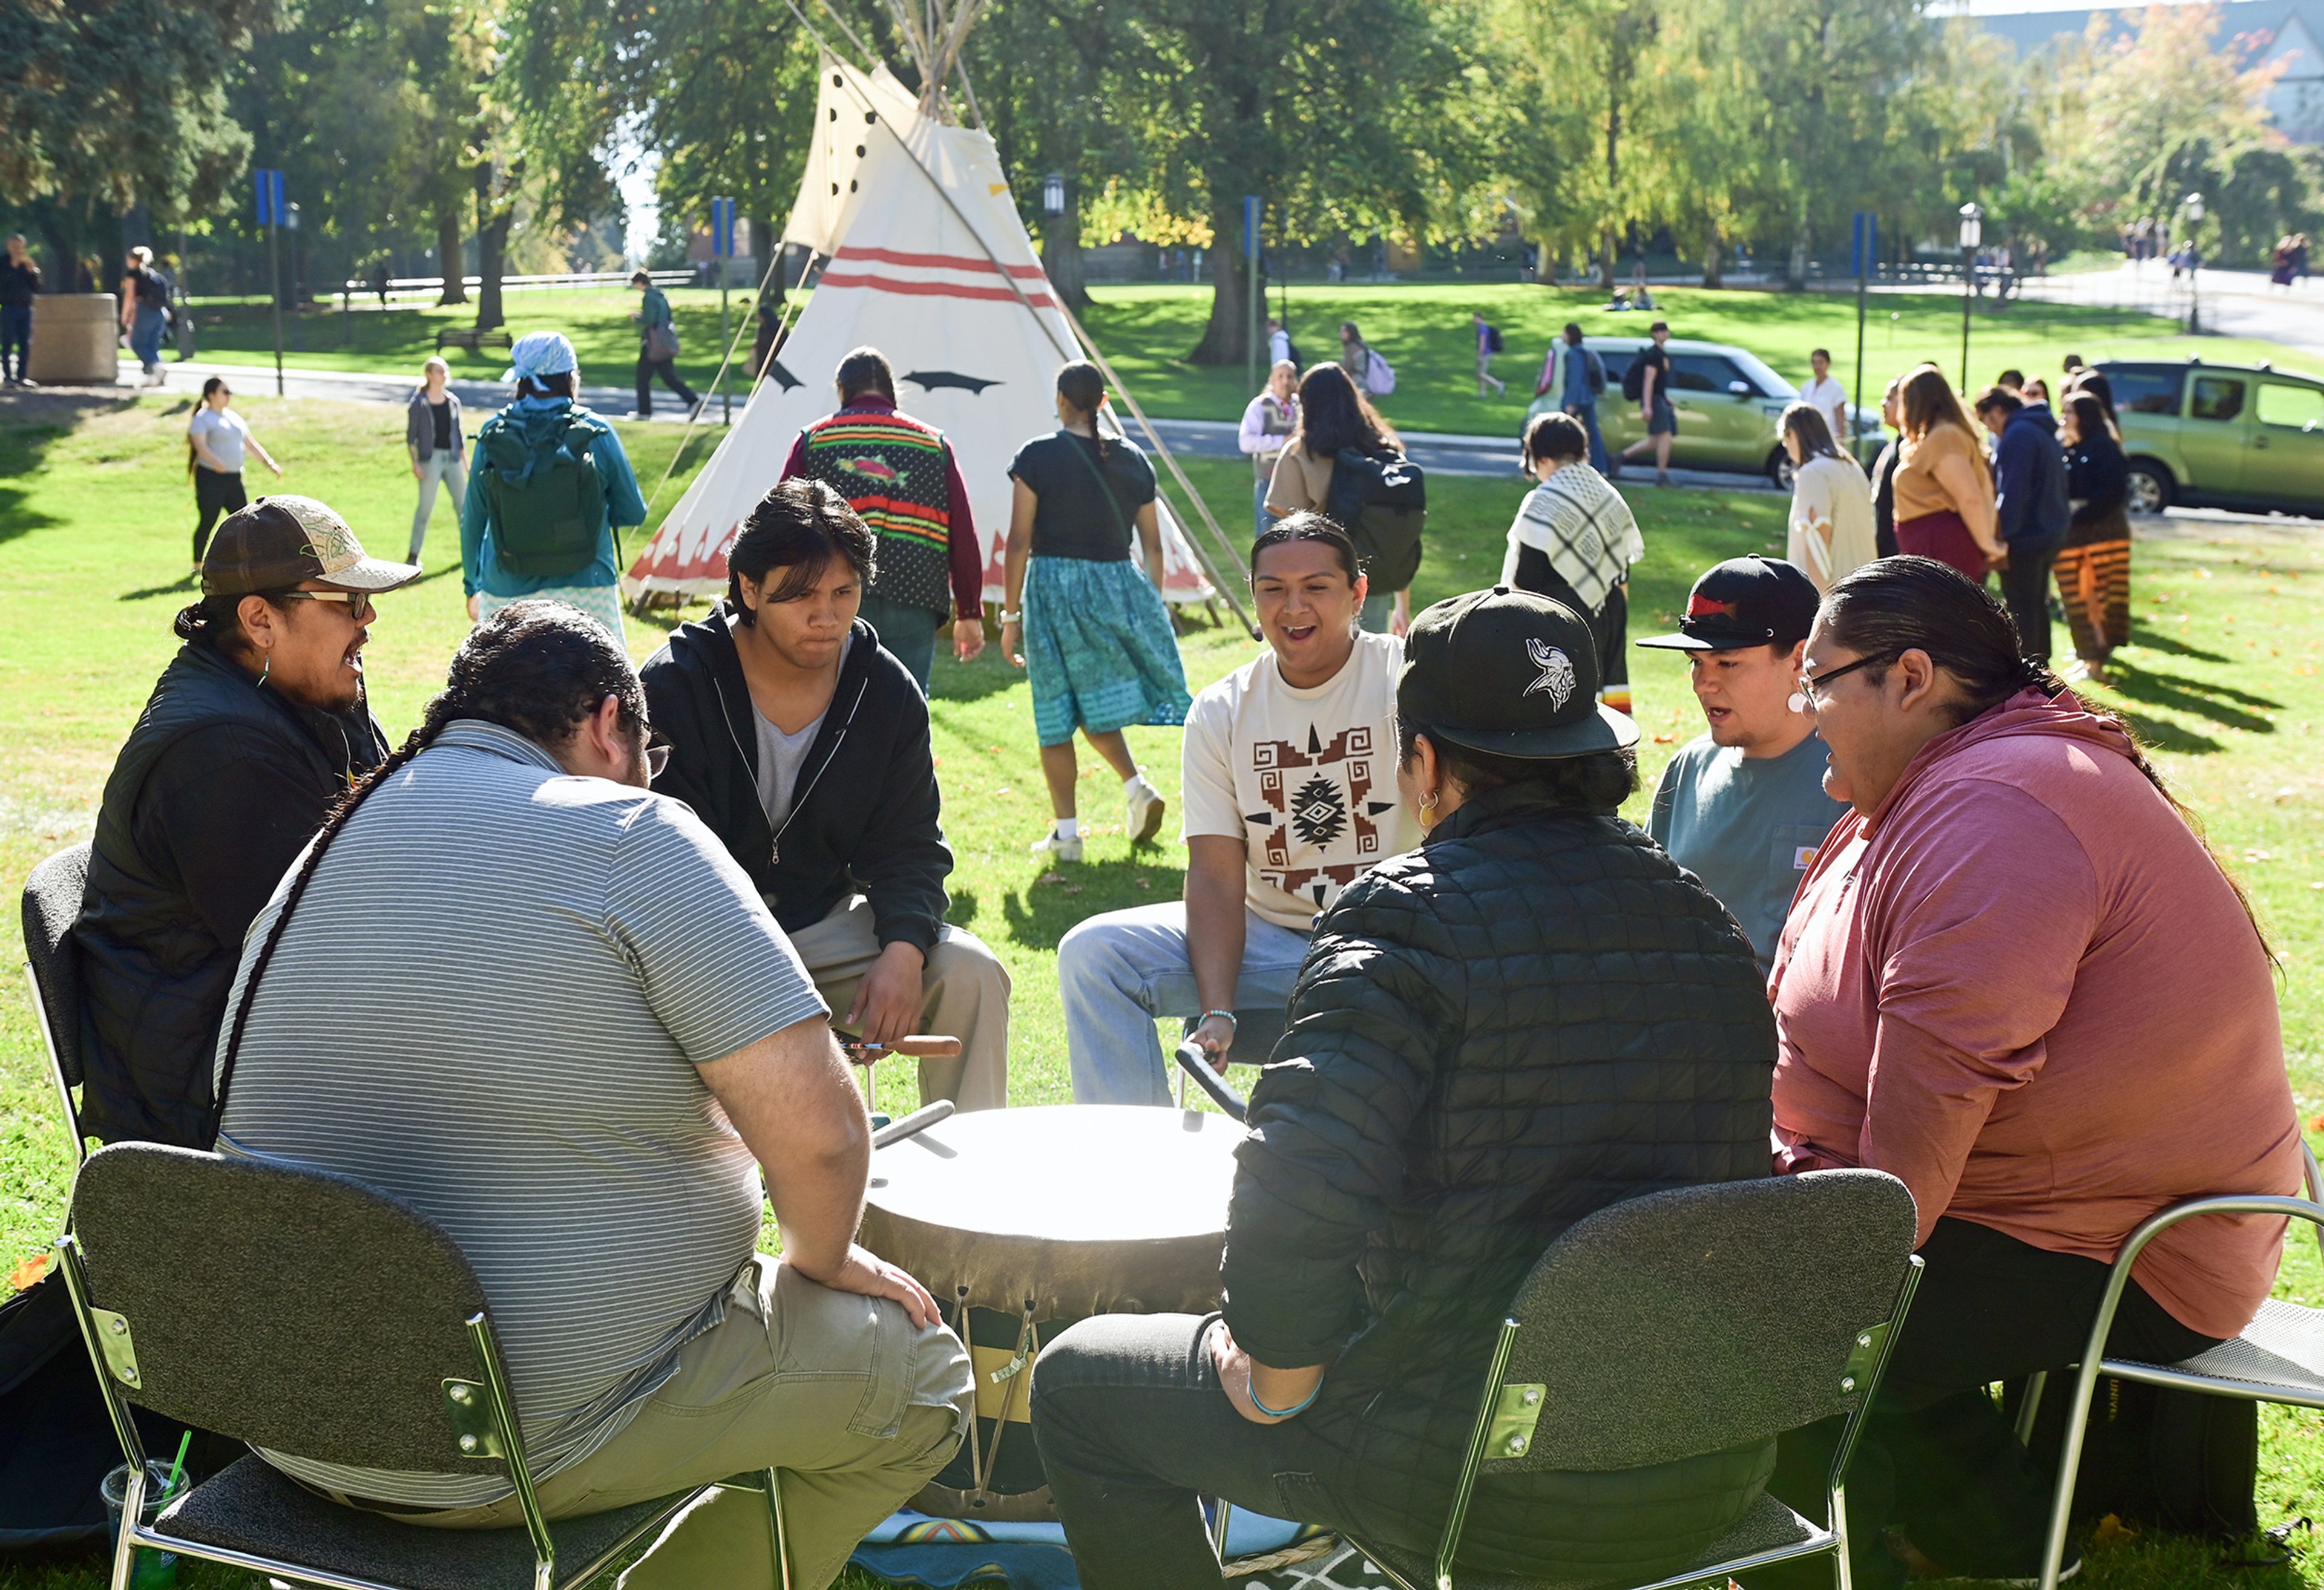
[211,601,648,1121]
[1819,557,2269,955]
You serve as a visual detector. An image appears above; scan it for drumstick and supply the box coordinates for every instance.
[1173,1042,1250,1122]
[839,1034,964,1062]
[872,1099,955,1149]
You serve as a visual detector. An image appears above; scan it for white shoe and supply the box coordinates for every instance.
[1029,828,1084,864]
[1124,777,1166,845]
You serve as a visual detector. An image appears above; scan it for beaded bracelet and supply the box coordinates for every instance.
[1247,1372,1322,1419]
[1198,1009,1238,1030]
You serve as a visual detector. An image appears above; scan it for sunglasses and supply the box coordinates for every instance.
[645,744,671,780]
[1788,650,1896,715]
[277,591,377,621]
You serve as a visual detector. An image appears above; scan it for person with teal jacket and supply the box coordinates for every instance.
[459,330,648,640]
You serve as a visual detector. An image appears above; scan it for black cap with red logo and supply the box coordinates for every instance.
[1635,555,1822,653]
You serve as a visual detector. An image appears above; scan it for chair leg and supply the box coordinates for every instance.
[108,1465,143,1590]
[2038,1359,2109,1590]
[764,1467,793,1590]
[1830,1479,1853,1590]
[1211,1496,1232,1565]
[2014,1371,2047,1447]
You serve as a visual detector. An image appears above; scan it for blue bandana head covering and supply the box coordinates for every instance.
[502,330,578,385]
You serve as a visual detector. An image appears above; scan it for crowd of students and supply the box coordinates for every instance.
[50,326,2297,1590]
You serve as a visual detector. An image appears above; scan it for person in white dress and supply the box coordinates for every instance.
[1798,348,1849,451]
[1782,402,1877,593]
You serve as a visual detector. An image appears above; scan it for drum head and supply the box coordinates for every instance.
[862,1105,1241,1319]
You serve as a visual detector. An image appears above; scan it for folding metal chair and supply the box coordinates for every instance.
[2032,1156,2324,1590]
[55,1140,791,1590]
[1344,1170,1923,1590]
[20,840,91,1166]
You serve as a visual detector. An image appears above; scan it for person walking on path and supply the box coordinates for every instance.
[629,269,700,419]
[1889,364,2002,584]
[1799,348,1849,454]
[120,246,171,387]
[2054,390,2132,684]
[2,234,39,387]
[405,356,465,569]
[1500,411,1641,714]
[188,378,282,574]
[1003,360,1189,865]
[1973,384,2070,665]
[1615,319,1676,486]
[779,345,986,692]
[1265,362,1414,635]
[1868,376,1904,559]
[1266,317,1293,366]
[750,277,789,388]
[1781,403,1877,593]
[1238,360,1300,536]
[1472,312,1506,396]
[1556,322,1610,471]
[1338,320,1391,397]
[460,330,646,640]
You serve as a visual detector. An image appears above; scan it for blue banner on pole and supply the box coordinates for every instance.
[712,197,737,258]
[1242,195,1261,258]
[1851,211,1877,280]
[255,169,285,227]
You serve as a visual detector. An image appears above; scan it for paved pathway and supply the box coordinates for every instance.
[2008,263,2324,364]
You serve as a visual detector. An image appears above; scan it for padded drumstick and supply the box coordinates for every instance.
[873,1099,956,1148]
[1173,1042,1250,1122]
[840,1033,965,1062]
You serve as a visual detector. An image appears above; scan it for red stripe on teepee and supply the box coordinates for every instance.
[832,245,1046,280]
[816,270,1057,309]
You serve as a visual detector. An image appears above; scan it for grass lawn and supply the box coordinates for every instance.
[2,390,2322,1589]
[175,281,2324,439]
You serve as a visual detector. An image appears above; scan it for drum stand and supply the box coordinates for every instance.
[951,1293,1042,1513]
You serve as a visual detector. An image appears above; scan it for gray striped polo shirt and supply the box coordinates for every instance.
[213,719,827,1508]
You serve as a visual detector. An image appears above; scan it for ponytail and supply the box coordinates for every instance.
[1057,360,1110,461]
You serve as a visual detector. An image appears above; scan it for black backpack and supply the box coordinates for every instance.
[1620,355,1648,403]
[1325,448,1426,594]
[1583,347,1607,396]
[1484,324,1505,355]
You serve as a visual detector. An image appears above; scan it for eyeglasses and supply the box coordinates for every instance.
[278,591,376,621]
[1788,650,1896,715]
[645,744,671,780]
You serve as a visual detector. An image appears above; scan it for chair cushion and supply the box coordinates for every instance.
[156,1455,701,1590]
[2111,1298,2324,1405]
[1354,1491,1827,1590]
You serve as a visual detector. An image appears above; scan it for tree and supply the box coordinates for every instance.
[2,0,271,283]
[971,0,1131,311]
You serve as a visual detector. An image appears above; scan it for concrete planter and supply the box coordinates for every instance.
[27,293,123,385]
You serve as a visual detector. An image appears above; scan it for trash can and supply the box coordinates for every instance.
[26,293,123,385]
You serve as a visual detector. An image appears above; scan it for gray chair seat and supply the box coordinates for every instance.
[2111,1297,2324,1407]
[1358,1492,1827,1590]
[156,1455,694,1590]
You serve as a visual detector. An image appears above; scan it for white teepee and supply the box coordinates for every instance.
[623,56,1221,609]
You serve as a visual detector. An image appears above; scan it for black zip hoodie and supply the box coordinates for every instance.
[639,604,951,952]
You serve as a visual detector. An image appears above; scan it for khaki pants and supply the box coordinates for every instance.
[407,1257,973,1590]
[786,895,1010,1112]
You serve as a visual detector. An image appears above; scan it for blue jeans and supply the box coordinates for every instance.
[131,307,166,373]
[0,304,29,382]
[1253,477,1270,539]
[1566,401,1609,471]
[859,594,945,694]
[1358,588,1400,633]
[1057,901,1312,1104]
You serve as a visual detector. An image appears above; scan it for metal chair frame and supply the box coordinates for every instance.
[21,840,92,1168]
[1353,1254,1925,1590]
[2032,1180,2324,1590]
[53,1226,791,1590]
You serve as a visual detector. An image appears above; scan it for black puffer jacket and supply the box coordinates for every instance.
[76,643,385,1148]
[1221,784,1776,1580]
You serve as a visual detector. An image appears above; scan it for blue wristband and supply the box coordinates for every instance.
[1247,1373,1322,1419]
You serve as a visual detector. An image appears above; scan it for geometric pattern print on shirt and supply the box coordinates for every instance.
[1244,723,1401,909]
[800,410,955,615]
[1518,468,1640,613]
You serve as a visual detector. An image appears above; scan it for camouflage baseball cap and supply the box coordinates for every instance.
[200,496,421,597]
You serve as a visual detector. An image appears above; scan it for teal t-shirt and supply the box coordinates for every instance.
[1647,731,1850,968]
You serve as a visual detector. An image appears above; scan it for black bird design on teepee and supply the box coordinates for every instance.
[763,359,804,392]
[904,370,1002,395]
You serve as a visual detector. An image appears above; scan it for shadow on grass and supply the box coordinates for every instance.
[2126,622,2228,663]
[116,574,199,603]
[1000,854,1183,952]
[0,392,143,545]
[2107,661,2279,736]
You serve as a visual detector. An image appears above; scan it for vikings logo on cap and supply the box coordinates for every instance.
[1524,637,1577,708]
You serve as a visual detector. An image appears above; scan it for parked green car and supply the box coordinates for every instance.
[1525,336,1879,488]
[2093,358,2324,516]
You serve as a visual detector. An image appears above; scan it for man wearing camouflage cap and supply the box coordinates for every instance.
[73,496,418,1148]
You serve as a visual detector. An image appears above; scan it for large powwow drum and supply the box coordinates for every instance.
[861,1104,1241,1520]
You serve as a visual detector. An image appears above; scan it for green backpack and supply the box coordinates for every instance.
[478,406,611,578]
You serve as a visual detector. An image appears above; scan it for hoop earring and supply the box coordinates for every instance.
[1418,790,1439,816]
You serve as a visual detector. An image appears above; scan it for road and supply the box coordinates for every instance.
[2008,263,2324,365]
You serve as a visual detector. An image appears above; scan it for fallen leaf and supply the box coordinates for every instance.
[8,1252,47,1291]
[1652,733,1676,744]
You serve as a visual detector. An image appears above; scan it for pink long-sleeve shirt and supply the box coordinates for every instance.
[1770,689,2298,1340]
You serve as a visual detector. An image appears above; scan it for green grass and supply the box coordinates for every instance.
[2,390,2322,1588]
[176,281,2324,439]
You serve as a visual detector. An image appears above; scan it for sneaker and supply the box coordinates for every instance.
[1029,828,1084,864]
[1125,777,1166,845]
[1655,470,1673,488]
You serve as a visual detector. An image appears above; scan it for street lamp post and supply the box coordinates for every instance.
[1042,172,1066,220]
[1958,202,1983,387]
[2182,191,2206,333]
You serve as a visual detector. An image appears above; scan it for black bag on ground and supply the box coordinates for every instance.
[2018,1373,2258,1540]
[0,1272,237,1559]
[1325,448,1426,594]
